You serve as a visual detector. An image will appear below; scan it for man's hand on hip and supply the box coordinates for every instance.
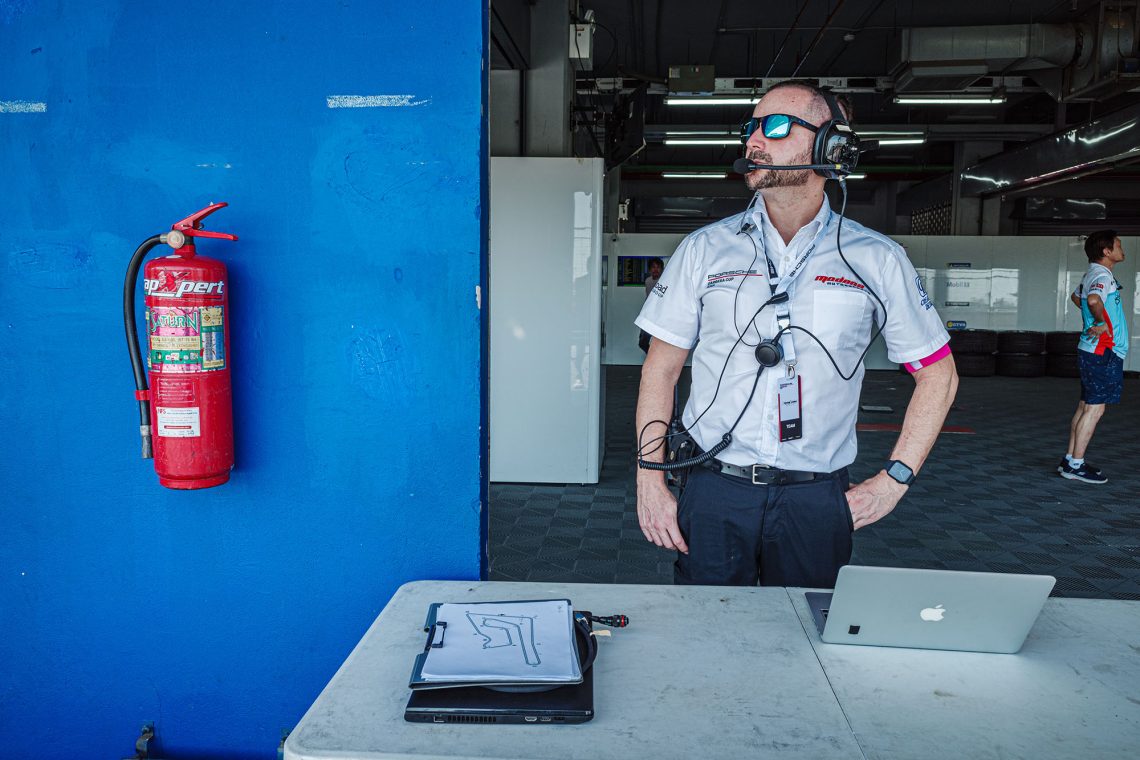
[636,480,689,554]
[844,471,909,531]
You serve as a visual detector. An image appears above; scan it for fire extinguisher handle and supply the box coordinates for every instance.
[172,202,239,242]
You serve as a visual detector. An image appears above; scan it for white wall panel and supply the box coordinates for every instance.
[602,233,686,366]
[489,157,603,483]
[599,232,1139,371]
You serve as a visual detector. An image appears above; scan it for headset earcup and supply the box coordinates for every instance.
[812,120,835,178]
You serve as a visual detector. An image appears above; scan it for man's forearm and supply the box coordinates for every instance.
[889,356,958,474]
[635,341,688,483]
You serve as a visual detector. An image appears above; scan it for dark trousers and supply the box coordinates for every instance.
[674,465,853,588]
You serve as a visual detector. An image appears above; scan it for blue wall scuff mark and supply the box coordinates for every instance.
[0,2,486,757]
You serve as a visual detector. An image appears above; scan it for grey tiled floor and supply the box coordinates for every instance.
[489,366,1140,599]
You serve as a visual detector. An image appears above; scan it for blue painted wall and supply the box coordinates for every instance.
[0,2,487,757]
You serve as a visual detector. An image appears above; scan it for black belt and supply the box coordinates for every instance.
[700,458,839,486]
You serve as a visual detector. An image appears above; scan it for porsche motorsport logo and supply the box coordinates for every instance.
[706,269,758,288]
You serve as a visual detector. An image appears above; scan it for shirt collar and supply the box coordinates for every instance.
[747,193,832,244]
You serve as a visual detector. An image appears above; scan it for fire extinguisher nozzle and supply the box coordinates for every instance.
[140,425,153,459]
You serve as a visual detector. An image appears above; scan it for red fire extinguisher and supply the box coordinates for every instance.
[123,203,238,489]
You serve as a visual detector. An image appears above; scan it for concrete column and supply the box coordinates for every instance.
[603,166,622,233]
[490,70,522,156]
[524,0,573,157]
[952,141,1003,235]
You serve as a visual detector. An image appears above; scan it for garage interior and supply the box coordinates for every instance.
[486,0,1140,598]
[4,1,1140,756]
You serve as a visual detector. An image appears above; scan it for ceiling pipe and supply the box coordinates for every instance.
[765,0,813,78]
[791,0,848,77]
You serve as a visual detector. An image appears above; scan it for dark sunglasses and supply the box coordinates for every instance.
[739,114,819,144]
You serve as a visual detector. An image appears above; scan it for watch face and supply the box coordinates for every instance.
[888,461,913,483]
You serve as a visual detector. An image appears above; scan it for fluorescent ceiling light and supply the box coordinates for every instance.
[858,130,925,137]
[873,138,926,146]
[844,173,867,180]
[662,172,727,179]
[894,95,1005,105]
[666,97,760,106]
[663,130,736,136]
[664,138,741,146]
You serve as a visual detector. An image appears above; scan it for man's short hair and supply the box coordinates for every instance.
[763,80,854,123]
[1084,230,1118,262]
[648,257,664,268]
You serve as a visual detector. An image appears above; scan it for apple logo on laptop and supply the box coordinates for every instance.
[920,604,946,622]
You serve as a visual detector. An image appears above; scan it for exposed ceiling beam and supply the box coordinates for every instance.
[580,75,1039,96]
[960,101,1140,196]
[644,123,1054,141]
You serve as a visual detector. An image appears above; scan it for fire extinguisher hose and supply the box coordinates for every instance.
[123,234,165,459]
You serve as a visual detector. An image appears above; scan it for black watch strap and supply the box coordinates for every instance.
[885,459,916,486]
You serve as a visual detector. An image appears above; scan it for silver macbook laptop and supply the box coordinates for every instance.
[805,565,1056,654]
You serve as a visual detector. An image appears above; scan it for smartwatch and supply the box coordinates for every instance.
[885,460,915,486]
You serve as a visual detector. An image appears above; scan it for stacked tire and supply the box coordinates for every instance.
[1045,331,1082,378]
[948,329,997,377]
[996,331,1046,377]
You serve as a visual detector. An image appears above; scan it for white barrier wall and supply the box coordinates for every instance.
[604,234,1140,372]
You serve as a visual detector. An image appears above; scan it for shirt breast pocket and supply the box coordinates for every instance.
[811,289,869,352]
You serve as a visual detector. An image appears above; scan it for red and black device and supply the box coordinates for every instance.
[123,203,238,489]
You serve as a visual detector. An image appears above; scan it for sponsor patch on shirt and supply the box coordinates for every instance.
[915,275,933,310]
[706,269,758,288]
[814,274,865,290]
[652,282,668,297]
[1090,282,1105,291]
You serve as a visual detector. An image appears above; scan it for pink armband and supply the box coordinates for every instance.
[903,343,951,374]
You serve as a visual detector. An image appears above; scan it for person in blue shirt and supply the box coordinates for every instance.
[1060,230,1128,484]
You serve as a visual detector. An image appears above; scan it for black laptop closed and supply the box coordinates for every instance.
[404,663,594,724]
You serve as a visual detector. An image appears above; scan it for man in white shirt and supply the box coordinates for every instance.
[635,82,958,587]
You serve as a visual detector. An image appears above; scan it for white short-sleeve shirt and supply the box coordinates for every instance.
[636,195,950,472]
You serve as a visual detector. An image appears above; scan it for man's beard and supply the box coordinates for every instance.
[744,148,814,191]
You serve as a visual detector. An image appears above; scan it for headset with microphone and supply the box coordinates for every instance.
[732,89,874,179]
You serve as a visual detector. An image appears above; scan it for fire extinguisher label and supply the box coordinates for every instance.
[200,306,226,370]
[156,406,201,438]
[147,305,226,372]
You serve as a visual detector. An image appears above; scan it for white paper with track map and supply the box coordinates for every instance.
[418,599,582,685]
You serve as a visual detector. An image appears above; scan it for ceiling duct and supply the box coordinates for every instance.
[893,23,1078,93]
[893,4,1139,101]
[959,101,1140,197]
[1062,5,1139,101]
